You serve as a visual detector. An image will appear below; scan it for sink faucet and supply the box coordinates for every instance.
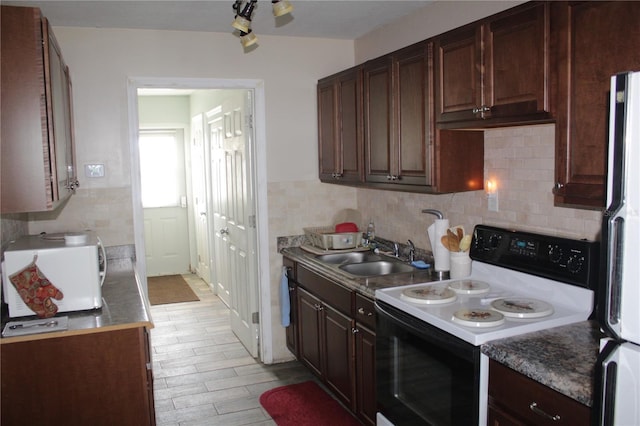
[407,240,415,263]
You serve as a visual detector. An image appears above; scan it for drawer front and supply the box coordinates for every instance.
[298,265,352,316]
[488,360,590,426]
[354,293,376,330]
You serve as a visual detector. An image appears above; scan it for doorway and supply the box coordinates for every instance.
[127,78,271,362]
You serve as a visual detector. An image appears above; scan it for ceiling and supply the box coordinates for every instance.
[3,1,433,40]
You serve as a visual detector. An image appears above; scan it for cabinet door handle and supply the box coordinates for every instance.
[552,182,565,194]
[529,402,561,421]
[472,105,491,114]
[358,307,373,317]
[352,327,360,334]
[314,303,323,311]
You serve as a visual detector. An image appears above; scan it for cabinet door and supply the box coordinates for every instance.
[324,304,355,409]
[435,26,482,123]
[485,2,549,120]
[0,7,76,213]
[336,68,364,183]
[1,327,154,425]
[364,55,394,183]
[297,287,323,377]
[552,1,640,208]
[45,19,77,199]
[318,68,363,184]
[355,324,376,426]
[394,42,431,186]
[318,77,338,181]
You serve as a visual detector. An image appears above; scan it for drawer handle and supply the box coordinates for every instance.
[529,402,561,422]
[357,307,373,317]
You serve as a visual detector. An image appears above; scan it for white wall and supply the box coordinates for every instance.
[355,0,526,62]
[26,27,354,246]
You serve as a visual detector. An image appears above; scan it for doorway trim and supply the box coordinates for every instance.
[126,77,272,363]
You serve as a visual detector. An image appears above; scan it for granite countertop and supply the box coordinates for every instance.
[281,246,439,298]
[481,321,604,407]
[1,257,153,344]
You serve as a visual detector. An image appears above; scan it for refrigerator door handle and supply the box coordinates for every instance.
[603,216,624,336]
[595,341,618,426]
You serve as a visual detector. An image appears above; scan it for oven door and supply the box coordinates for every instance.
[376,300,481,425]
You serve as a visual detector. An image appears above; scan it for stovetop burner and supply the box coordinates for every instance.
[375,225,598,346]
[490,298,554,319]
[452,308,505,328]
[448,279,491,295]
[400,286,457,304]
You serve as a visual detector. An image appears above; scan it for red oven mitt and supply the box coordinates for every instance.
[8,256,64,318]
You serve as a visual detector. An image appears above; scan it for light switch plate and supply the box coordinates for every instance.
[85,164,105,178]
[487,192,499,212]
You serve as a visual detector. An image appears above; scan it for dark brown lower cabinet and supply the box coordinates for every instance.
[293,261,376,425]
[297,287,355,407]
[488,359,590,426]
[1,326,155,426]
[355,324,376,425]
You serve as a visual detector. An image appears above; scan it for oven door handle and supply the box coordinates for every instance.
[376,301,477,357]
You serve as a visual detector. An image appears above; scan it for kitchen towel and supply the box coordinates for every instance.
[428,219,450,271]
[280,266,290,327]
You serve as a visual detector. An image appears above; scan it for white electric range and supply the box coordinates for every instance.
[374,225,599,426]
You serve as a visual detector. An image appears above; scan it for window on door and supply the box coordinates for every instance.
[139,129,182,208]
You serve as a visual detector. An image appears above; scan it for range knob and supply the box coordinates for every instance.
[489,234,502,249]
[567,255,585,274]
[549,245,563,263]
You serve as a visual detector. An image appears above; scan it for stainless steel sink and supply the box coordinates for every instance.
[339,260,415,277]
[315,252,383,264]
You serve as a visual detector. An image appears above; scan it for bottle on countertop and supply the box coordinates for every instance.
[366,219,376,246]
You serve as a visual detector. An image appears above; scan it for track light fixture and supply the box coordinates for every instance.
[232,0,257,33]
[232,0,293,48]
[272,0,293,17]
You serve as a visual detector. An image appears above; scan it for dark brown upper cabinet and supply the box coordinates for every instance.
[435,2,551,127]
[1,5,78,213]
[318,66,364,184]
[363,41,431,188]
[551,1,640,208]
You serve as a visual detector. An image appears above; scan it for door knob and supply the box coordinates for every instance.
[220,228,229,235]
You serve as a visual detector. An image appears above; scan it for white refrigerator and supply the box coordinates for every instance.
[595,71,640,425]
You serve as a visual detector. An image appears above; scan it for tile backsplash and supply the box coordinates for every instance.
[357,124,603,252]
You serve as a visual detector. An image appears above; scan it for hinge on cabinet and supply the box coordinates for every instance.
[248,215,256,228]
[252,312,259,324]
[245,114,254,129]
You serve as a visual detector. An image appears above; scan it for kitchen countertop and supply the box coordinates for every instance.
[481,320,604,407]
[281,246,439,298]
[281,243,603,408]
[1,257,153,344]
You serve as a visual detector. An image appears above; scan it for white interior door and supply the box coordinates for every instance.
[191,114,212,284]
[140,129,190,276]
[208,91,259,358]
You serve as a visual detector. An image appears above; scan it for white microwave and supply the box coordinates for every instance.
[2,232,106,318]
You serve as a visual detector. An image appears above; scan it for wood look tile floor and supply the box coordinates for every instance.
[150,274,316,426]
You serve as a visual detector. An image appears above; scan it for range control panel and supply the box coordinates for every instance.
[470,225,600,289]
